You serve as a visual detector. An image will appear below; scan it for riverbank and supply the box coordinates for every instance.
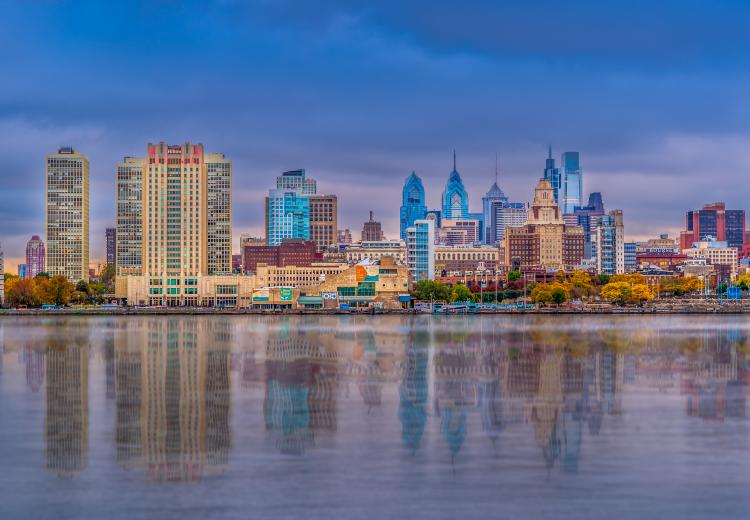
[2,301,750,316]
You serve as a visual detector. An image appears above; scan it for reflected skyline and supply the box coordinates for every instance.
[3,315,750,519]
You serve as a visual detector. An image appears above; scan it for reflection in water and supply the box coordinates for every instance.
[4,316,750,518]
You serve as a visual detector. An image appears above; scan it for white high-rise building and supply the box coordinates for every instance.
[592,210,625,275]
[46,147,90,282]
[406,219,435,283]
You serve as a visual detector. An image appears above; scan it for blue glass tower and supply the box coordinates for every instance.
[265,188,310,246]
[543,146,562,205]
[561,151,583,214]
[441,151,469,220]
[399,171,427,240]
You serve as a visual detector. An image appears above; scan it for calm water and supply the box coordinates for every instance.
[1,315,750,519]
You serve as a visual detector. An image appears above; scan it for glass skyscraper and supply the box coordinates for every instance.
[441,152,469,220]
[482,182,507,244]
[400,172,427,239]
[561,151,583,214]
[406,219,435,282]
[543,146,562,205]
[265,189,310,246]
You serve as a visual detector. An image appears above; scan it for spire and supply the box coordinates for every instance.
[495,152,499,184]
[453,149,456,172]
[548,145,552,160]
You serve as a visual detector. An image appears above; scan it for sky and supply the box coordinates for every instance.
[2,0,750,272]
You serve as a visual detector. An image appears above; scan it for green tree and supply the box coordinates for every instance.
[75,280,90,294]
[411,280,450,301]
[450,284,476,303]
[597,274,610,286]
[34,272,50,280]
[100,263,115,288]
[551,287,567,305]
[508,270,521,282]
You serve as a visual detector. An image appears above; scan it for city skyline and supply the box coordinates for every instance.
[3,2,750,271]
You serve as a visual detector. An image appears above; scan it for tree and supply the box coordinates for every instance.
[530,285,553,305]
[4,273,19,283]
[70,290,89,305]
[569,270,595,299]
[508,270,521,282]
[412,280,450,301]
[5,278,39,307]
[34,272,50,280]
[100,263,115,288]
[450,284,477,303]
[735,273,750,291]
[551,287,567,305]
[630,283,655,304]
[49,275,72,306]
[597,274,610,286]
[600,282,632,305]
[89,282,109,304]
[75,280,90,294]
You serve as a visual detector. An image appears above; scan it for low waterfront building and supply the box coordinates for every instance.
[434,245,501,276]
[344,240,405,265]
[636,233,679,254]
[241,239,322,274]
[683,238,738,277]
[116,273,255,307]
[301,256,410,309]
[254,262,349,288]
[636,252,688,272]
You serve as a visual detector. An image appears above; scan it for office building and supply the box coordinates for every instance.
[572,192,605,258]
[105,227,116,266]
[206,153,232,274]
[400,172,427,240]
[115,157,144,275]
[46,147,90,282]
[361,211,385,241]
[489,201,528,245]
[679,202,748,251]
[561,151,583,214]
[636,233,679,254]
[265,188,310,246]
[18,264,27,278]
[276,168,316,195]
[441,152,469,220]
[309,194,337,252]
[624,242,637,273]
[437,219,481,245]
[435,245,500,274]
[25,235,45,278]
[592,210,625,275]
[683,238,739,277]
[482,176,508,244]
[504,178,585,271]
[406,219,435,282]
[337,229,352,245]
[543,146,562,204]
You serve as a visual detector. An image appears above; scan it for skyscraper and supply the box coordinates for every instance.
[105,228,116,266]
[116,157,144,276]
[276,169,316,194]
[309,194,337,252]
[571,192,605,258]
[205,153,232,274]
[679,202,748,251]
[18,264,27,279]
[489,201,528,245]
[400,172,427,240]
[482,158,509,244]
[25,235,45,278]
[265,189,310,246]
[406,219,435,283]
[441,152,469,220]
[561,152,583,214]
[543,146,562,204]
[592,210,625,275]
[361,211,385,241]
[46,147,89,282]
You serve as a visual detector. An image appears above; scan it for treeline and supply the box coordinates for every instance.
[3,271,113,307]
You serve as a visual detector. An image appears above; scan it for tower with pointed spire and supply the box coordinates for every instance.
[400,171,427,240]
[441,150,469,220]
[482,154,509,244]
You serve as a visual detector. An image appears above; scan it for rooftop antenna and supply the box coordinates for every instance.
[495,152,499,184]
[548,144,552,159]
[453,149,457,171]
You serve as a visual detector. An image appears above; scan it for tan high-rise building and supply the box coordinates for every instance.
[206,153,232,274]
[46,147,90,282]
[504,178,584,271]
[309,194,337,252]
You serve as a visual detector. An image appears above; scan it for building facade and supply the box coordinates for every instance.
[105,227,116,266]
[25,235,45,278]
[276,169,316,195]
[46,147,90,282]
[561,151,583,214]
[400,172,427,240]
[241,239,322,273]
[18,264,27,278]
[435,245,500,275]
[441,153,469,220]
[591,210,625,275]
[543,146,562,204]
[679,202,748,252]
[265,188,310,246]
[571,192,605,258]
[361,211,385,242]
[205,153,232,274]
[309,194,337,252]
[437,219,481,245]
[482,181,507,244]
[489,201,528,245]
[345,240,405,265]
[115,157,144,275]
[406,219,435,282]
[504,178,585,271]
[624,242,637,273]
[683,238,739,277]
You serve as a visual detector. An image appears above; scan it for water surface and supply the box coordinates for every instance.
[1,315,750,519]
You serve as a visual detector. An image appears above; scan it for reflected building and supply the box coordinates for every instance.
[45,336,89,477]
[398,331,429,453]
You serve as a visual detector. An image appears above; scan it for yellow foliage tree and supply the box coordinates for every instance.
[600,282,632,305]
[630,283,655,303]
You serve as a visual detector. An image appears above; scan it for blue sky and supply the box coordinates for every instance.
[2,0,750,270]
